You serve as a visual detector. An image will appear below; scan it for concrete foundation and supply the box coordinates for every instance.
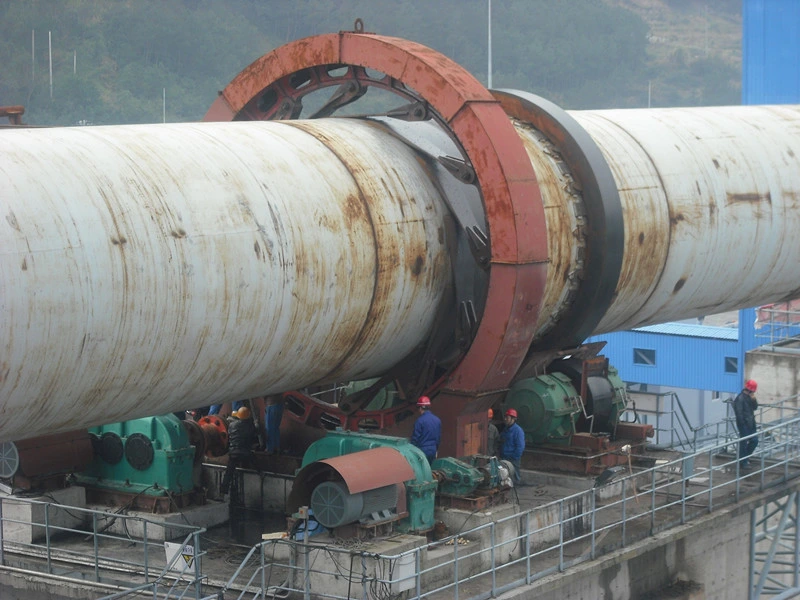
[85,499,229,542]
[1,487,87,544]
[286,533,425,597]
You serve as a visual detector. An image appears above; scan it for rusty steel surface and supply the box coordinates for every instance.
[0,105,25,126]
[0,119,450,442]
[319,447,415,494]
[5,31,800,456]
[206,31,548,458]
[573,105,800,333]
[513,121,586,340]
[493,90,624,351]
[205,31,548,393]
[15,431,93,477]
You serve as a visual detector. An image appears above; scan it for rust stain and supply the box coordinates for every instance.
[254,241,262,260]
[673,278,686,294]
[410,254,424,276]
[170,228,187,238]
[669,213,685,225]
[111,236,128,246]
[726,192,772,204]
[342,194,366,223]
[21,257,27,271]
[6,211,20,231]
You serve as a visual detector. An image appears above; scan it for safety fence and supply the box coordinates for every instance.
[0,497,206,599]
[2,408,800,599]
[204,415,800,600]
[754,304,800,350]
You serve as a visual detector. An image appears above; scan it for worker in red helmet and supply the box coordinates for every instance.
[410,396,441,464]
[500,408,525,484]
[733,380,759,469]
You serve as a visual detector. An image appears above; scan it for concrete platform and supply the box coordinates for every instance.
[85,498,229,542]
[1,487,87,544]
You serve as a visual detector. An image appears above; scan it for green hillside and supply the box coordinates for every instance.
[0,0,742,126]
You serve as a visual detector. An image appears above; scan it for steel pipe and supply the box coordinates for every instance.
[3,31,800,446]
[1,119,451,439]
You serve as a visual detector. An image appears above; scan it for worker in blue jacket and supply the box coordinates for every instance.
[410,396,441,464]
[501,408,525,483]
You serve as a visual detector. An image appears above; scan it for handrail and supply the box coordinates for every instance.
[0,496,206,599]
[210,411,800,600]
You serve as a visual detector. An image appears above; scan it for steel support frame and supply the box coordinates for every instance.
[751,491,800,599]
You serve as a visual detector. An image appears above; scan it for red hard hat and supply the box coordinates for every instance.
[745,379,758,392]
[505,408,518,418]
[417,396,431,407]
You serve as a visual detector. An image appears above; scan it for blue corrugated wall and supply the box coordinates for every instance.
[743,0,800,104]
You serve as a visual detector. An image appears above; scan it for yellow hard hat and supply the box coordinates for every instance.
[237,406,251,420]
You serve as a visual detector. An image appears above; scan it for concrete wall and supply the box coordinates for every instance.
[502,505,752,599]
[746,349,800,405]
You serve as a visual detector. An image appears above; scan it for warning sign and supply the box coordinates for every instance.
[164,541,195,572]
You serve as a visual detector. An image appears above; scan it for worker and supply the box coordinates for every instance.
[264,395,284,454]
[487,408,499,456]
[220,406,257,499]
[500,408,525,483]
[209,400,244,417]
[733,379,759,469]
[410,396,441,464]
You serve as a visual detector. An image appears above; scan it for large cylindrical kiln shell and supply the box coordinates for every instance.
[0,120,451,440]
[570,105,800,333]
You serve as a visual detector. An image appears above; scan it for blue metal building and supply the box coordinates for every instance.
[743,0,800,104]
[587,323,742,395]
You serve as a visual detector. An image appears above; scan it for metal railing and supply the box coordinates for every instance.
[209,414,800,600]
[754,306,800,350]
[4,399,800,599]
[620,390,704,451]
[0,496,206,599]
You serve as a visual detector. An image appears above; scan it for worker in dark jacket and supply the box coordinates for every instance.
[221,407,257,497]
[487,408,500,456]
[264,395,284,454]
[500,408,525,483]
[410,396,441,464]
[733,379,759,469]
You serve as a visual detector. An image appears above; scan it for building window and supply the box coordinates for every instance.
[724,356,738,374]
[633,348,656,366]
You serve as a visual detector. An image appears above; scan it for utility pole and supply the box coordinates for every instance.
[48,31,53,100]
[487,0,493,89]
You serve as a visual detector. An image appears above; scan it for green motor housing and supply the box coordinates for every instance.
[431,457,483,497]
[296,430,436,533]
[76,415,195,496]
[505,372,581,446]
